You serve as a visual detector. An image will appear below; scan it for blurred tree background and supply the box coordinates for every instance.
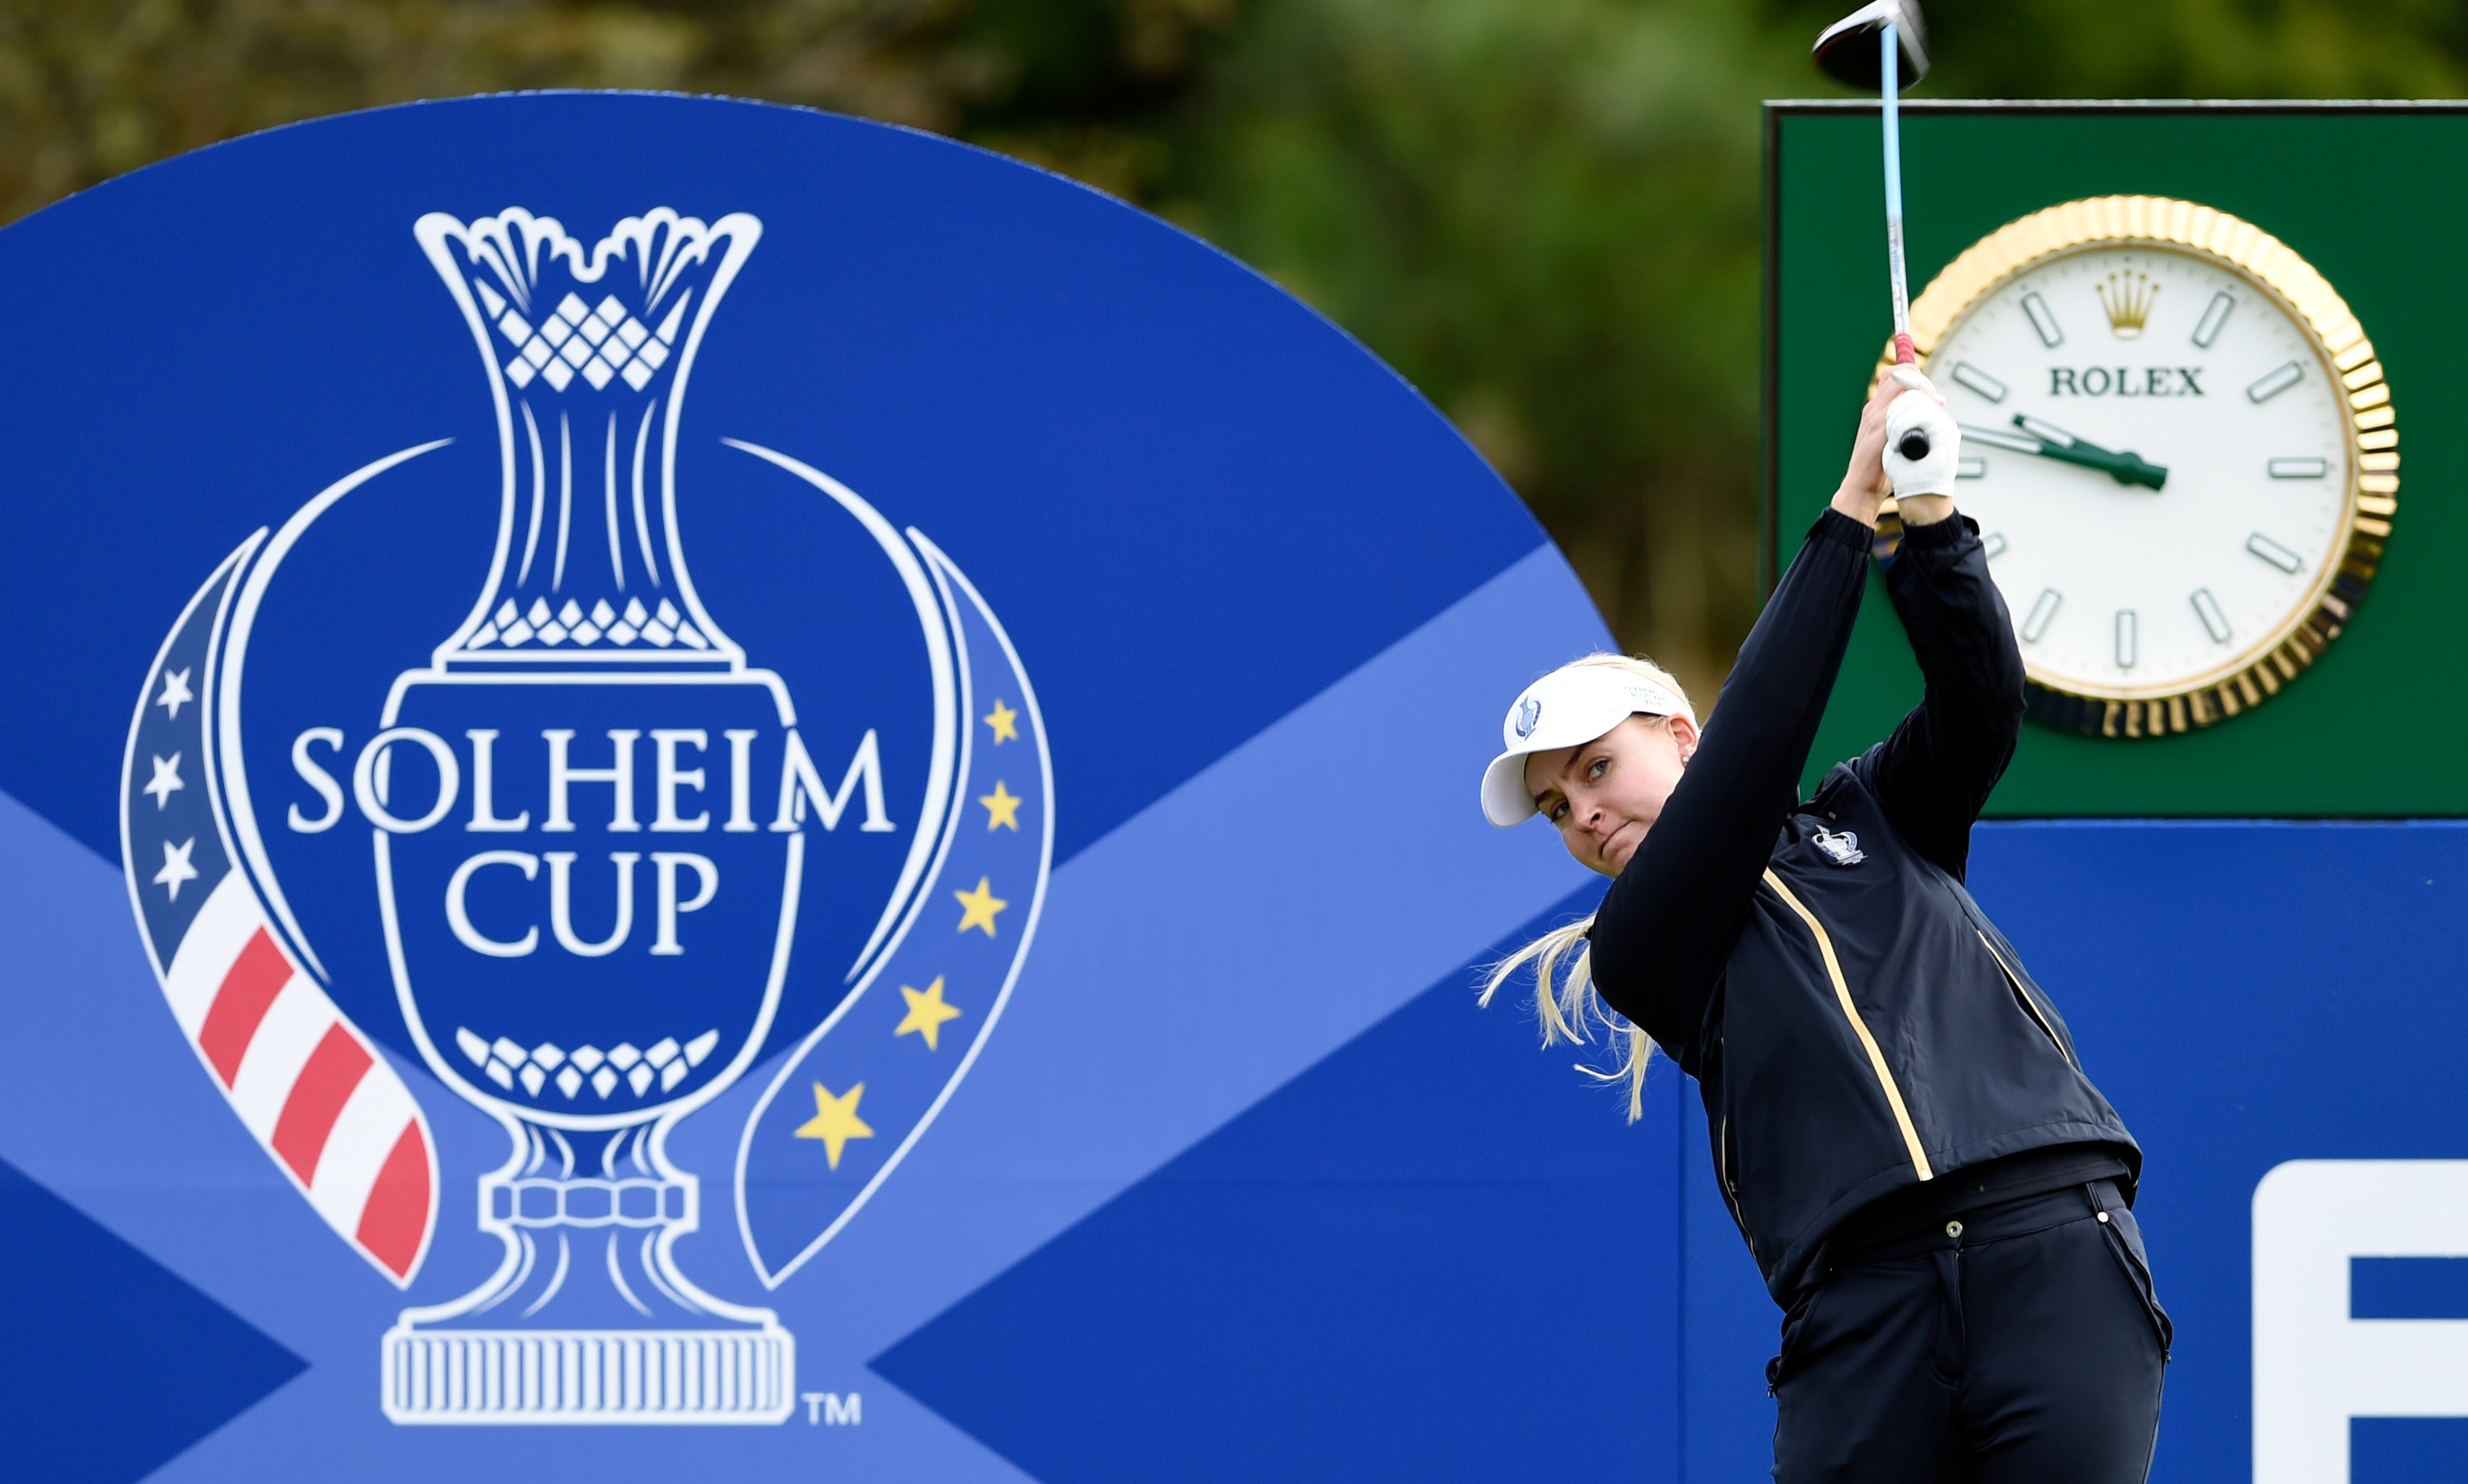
[4,0,2463,697]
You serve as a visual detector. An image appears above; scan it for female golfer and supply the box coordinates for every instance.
[1481,372,2167,1482]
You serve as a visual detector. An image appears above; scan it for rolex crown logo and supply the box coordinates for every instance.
[2096,269,2158,339]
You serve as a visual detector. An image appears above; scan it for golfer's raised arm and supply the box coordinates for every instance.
[1588,508,1872,1049]
[1853,511,2026,880]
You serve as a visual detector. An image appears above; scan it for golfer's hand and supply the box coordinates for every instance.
[1830,374,1903,528]
[1831,370,1956,529]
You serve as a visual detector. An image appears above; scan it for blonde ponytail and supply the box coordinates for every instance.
[1478,651,1688,1122]
[1480,919,1655,1121]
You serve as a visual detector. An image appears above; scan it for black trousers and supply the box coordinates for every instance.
[1769,1181,2169,1483]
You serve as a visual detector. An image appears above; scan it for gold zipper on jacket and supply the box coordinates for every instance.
[1716,1114,1754,1256]
[1976,928,2073,1065]
[1762,869,1935,1181]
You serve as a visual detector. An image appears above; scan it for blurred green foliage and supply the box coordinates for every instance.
[2,0,2462,697]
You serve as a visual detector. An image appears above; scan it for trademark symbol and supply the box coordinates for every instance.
[802,1391,862,1426]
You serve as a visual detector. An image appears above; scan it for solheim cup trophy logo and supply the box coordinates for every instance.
[118,204,1054,1426]
[379,207,800,1423]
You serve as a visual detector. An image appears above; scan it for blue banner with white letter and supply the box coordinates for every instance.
[0,93,1668,1480]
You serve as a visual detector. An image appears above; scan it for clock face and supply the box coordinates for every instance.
[1934,246,2347,698]
[1898,198,2396,736]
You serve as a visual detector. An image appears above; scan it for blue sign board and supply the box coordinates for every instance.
[0,92,1676,1480]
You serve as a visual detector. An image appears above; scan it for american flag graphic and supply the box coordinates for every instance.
[122,536,438,1285]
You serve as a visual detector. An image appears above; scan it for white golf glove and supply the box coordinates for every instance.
[1881,365,1960,499]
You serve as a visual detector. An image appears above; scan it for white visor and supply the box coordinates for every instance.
[1479,664,1693,827]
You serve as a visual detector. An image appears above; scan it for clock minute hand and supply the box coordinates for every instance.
[2008,413,2168,491]
[1959,424,2051,456]
[1956,419,2168,491]
[1954,420,2152,485]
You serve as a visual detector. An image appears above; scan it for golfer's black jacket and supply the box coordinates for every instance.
[1589,508,2139,1304]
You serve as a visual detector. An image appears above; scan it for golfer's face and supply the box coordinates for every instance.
[1523,715,1691,878]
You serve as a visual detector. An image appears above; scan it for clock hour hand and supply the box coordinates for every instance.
[1957,414,2168,490]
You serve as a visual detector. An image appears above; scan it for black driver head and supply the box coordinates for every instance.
[1813,0,1929,90]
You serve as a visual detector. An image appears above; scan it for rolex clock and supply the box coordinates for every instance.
[1890,196,2397,738]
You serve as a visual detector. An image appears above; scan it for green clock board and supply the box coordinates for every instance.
[1767,103,2468,816]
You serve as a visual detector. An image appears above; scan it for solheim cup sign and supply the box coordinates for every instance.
[0,92,1599,1479]
[118,200,1051,1423]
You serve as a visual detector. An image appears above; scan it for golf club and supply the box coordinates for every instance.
[1814,0,1930,365]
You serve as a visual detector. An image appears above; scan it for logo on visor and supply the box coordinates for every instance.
[1514,698,1542,739]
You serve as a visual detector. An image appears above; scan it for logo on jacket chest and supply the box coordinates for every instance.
[1811,826,1866,866]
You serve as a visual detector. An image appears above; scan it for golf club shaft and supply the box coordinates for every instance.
[1882,23,1915,363]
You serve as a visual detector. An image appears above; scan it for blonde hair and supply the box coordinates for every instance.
[1478,654,1693,1122]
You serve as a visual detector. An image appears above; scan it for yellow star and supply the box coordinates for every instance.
[984,698,1020,744]
[894,976,965,1051]
[793,1082,875,1170]
[953,876,1008,937]
[979,779,1023,831]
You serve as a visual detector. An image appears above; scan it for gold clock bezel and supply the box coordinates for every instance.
[1871,195,2397,739]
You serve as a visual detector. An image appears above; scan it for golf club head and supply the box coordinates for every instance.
[1814,0,1929,90]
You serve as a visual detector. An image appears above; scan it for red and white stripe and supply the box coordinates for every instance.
[163,869,437,1285]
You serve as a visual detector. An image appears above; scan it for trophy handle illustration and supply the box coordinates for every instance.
[121,531,445,1295]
